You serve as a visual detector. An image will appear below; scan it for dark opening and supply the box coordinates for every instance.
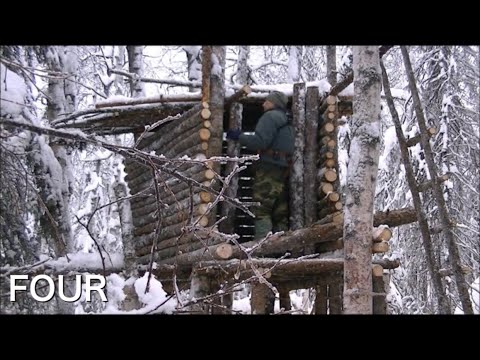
[219,103,264,243]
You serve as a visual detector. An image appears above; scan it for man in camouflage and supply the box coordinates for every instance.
[227,90,294,240]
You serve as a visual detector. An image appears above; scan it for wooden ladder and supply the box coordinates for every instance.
[379,47,473,314]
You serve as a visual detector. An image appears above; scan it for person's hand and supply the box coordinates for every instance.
[226,129,241,141]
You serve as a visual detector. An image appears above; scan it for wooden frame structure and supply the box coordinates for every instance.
[58,46,413,314]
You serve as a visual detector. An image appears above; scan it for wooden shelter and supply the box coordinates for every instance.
[57,46,408,314]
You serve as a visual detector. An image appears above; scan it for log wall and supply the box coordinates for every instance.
[124,106,220,260]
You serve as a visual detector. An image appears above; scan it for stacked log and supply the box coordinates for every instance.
[372,225,392,254]
[316,95,342,221]
[122,101,215,260]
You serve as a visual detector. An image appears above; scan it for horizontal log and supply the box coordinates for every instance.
[199,128,211,141]
[326,95,337,105]
[201,108,211,120]
[227,208,414,260]
[59,102,197,132]
[149,242,234,265]
[372,241,389,253]
[224,85,252,108]
[318,196,340,214]
[133,194,202,229]
[134,199,203,236]
[197,215,209,227]
[139,108,202,150]
[135,230,194,253]
[130,169,205,208]
[373,207,416,227]
[326,112,336,120]
[95,93,202,109]
[417,174,449,193]
[199,191,212,203]
[317,167,337,183]
[137,233,224,259]
[320,122,335,135]
[325,139,336,149]
[372,225,392,242]
[406,127,437,147]
[132,184,201,215]
[319,191,340,204]
[317,182,334,197]
[315,239,343,253]
[197,203,210,215]
[129,164,206,199]
[322,158,336,169]
[372,264,384,277]
[126,147,205,186]
[195,256,399,281]
[319,201,342,213]
[205,169,215,180]
[137,208,414,267]
[319,147,334,159]
[321,135,332,145]
[196,258,344,280]
[317,211,343,225]
[318,73,352,114]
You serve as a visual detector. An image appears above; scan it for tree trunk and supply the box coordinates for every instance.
[288,46,302,82]
[127,46,146,98]
[380,58,451,314]
[184,46,202,92]
[326,45,337,86]
[114,46,126,95]
[401,46,473,314]
[204,46,226,227]
[343,46,382,314]
[290,83,306,230]
[43,46,76,255]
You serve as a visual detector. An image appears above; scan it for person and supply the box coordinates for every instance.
[227,90,294,240]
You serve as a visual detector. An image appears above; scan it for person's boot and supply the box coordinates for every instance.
[254,218,272,240]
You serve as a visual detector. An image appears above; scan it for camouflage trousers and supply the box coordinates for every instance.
[252,162,290,240]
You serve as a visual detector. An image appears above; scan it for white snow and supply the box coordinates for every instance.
[232,295,251,314]
[1,63,27,117]
[288,47,300,82]
[339,83,354,97]
[95,95,133,107]
[379,125,398,172]
[47,251,124,271]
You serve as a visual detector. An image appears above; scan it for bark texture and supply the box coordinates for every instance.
[343,46,382,314]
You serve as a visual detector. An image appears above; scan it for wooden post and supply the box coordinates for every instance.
[290,82,306,230]
[315,283,328,314]
[189,270,212,314]
[304,86,320,227]
[372,266,386,314]
[328,281,342,314]
[251,283,275,314]
[278,285,292,312]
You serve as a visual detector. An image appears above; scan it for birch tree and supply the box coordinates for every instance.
[343,46,382,314]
